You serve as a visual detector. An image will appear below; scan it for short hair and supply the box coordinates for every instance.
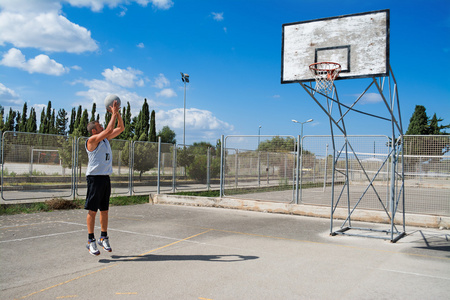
[87,121,98,135]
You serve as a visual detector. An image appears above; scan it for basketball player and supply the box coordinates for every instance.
[85,100,124,255]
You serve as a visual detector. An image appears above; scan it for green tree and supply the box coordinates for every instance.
[118,102,132,140]
[134,99,149,141]
[406,105,428,135]
[56,108,68,135]
[258,136,296,152]
[50,108,56,134]
[26,107,37,133]
[0,105,4,131]
[4,108,16,131]
[74,105,82,132]
[90,102,97,122]
[157,125,176,144]
[79,109,89,137]
[69,107,76,134]
[14,111,20,132]
[19,102,27,132]
[428,113,450,135]
[149,110,156,142]
[38,108,45,133]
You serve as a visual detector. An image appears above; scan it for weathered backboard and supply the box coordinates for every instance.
[281,9,389,84]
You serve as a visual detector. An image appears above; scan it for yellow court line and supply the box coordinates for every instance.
[16,229,213,299]
[130,229,214,259]
[116,292,138,295]
[17,264,118,299]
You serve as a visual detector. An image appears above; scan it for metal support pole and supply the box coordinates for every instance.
[157,136,161,195]
[207,147,211,191]
[219,135,224,198]
[295,135,300,204]
[172,145,177,193]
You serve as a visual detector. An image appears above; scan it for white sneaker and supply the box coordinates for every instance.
[98,236,112,252]
[86,238,100,256]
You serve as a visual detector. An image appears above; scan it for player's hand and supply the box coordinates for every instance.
[110,100,120,114]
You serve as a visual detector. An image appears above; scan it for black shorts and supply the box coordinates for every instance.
[85,175,111,211]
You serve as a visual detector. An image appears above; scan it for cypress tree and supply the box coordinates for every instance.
[74,105,82,131]
[0,105,4,131]
[5,108,16,131]
[39,108,45,133]
[56,108,68,135]
[69,107,76,134]
[149,110,156,142]
[15,112,21,132]
[26,107,37,133]
[90,103,96,122]
[142,99,150,140]
[43,101,52,134]
[79,109,89,137]
[406,105,428,135]
[19,102,28,132]
[50,109,56,134]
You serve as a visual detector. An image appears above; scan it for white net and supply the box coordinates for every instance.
[309,62,341,94]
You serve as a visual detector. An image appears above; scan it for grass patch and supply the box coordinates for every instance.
[173,190,220,197]
[0,195,150,216]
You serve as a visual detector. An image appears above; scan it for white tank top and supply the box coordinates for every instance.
[86,138,113,176]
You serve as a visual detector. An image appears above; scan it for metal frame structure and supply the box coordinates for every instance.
[299,65,406,242]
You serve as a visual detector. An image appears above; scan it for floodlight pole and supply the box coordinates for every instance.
[258,125,262,187]
[181,72,190,147]
[292,119,313,203]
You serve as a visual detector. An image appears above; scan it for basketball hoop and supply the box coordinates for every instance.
[309,62,341,94]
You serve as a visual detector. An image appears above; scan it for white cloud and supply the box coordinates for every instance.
[0,82,22,107]
[65,0,173,11]
[0,48,69,75]
[359,93,383,104]
[156,108,234,143]
[137,42,145,48]
[156,88,176,98]
[150,0,174,10]
[74,66,157,119]
[0,11,98,53]
[212,12,224,21]
[0,0,174,54]
[153,73,170,89]
[102,66,145,88]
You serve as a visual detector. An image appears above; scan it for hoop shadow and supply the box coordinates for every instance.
[99,254,259,264]
[409,230,450,257]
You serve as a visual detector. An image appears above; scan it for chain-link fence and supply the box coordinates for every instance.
[1,132,449,217]
[0,132,218,201]
[1,132,74,201]
[403,135,450,215]
[223,135,296,202]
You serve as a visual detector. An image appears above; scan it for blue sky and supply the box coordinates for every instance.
[0,0,449,148]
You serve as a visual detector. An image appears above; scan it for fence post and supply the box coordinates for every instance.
[157,136,161,195]
[295,135,300,204]
[235,149,239,188]
[129,141,134,196]
[207,147,211,191]
[172,145,177,193]
[323,144,328,192]
[220,135,224,198]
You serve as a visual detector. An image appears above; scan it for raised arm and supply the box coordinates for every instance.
[106,100,124,141]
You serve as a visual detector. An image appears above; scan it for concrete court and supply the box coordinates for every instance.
[1,203,449,300]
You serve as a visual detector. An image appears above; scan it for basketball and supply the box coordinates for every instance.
[104,94,121,112]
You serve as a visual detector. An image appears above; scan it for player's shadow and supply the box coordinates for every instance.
[99,254,259,263]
